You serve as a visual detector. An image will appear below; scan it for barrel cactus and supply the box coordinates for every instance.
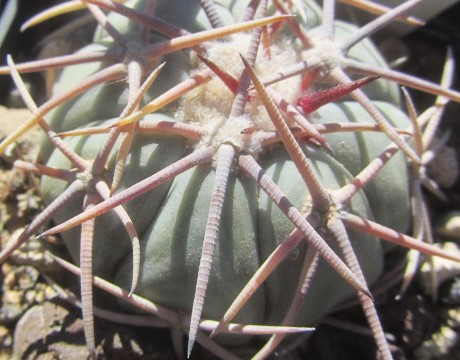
[1,0,460,359]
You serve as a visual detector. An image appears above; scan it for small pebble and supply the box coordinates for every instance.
[0,265,55,324]
[0,325,11,346]
[439,277,460,305]
[442,308,460,328]
[2,291,21,305]
[414,326,458,360]
[436,211,460,241]
[418,243,460,296]
[9,228,60,272]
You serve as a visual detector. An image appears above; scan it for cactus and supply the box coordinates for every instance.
[1,0,460,359]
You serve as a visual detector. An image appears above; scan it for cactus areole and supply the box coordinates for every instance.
[39,0,411,346]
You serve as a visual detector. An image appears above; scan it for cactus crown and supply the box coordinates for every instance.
[1,1,460,359]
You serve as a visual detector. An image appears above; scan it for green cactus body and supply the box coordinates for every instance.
[39,0,411,342]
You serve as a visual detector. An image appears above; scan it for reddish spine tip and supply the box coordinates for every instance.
[197,54,239,94]
[297,75,381,114]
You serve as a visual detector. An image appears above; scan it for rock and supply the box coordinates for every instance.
[417,243,460,296]
[414,326,458,360]
[0,266,40,323]
[0,325,12,348]
[13,302,90,360]
[436,211,460,241]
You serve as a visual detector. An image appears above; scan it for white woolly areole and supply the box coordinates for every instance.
[203,115,263,158]
[301,35,343,78]
[175,33,302,155]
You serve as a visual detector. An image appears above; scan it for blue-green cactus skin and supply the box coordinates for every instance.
[40,0,411,336]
